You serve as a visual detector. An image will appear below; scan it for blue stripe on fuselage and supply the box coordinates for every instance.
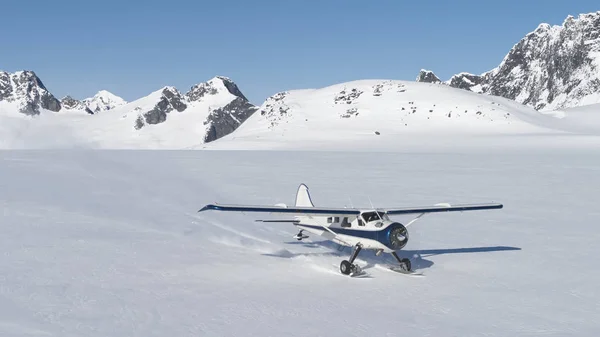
[298,224,393,249]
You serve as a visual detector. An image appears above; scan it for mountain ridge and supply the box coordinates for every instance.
[417,11,600,111]
[0,71,258,146]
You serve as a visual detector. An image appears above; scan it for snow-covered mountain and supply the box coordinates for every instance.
[60,95,89,112]
[84,90,127,113]
[0,70,61,115]
[0,74,258,148]
[207,79,595,150]
[61,90,127,114]
[417,11,600,111]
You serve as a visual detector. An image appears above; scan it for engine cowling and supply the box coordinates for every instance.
[385,222,409,250]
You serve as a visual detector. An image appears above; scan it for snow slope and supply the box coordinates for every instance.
[537,103,600,134]
[1,148,599,336]
[207,80,600,150]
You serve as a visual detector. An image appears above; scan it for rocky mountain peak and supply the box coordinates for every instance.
[421,11,600,111]
[61,96,94,114]
[61,96,83,109]
[0,70,61,115]
[416,69,441,83]
[83,90,127,113]
[185,76,248,102]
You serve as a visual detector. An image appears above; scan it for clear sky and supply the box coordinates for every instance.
[2,0,598,104]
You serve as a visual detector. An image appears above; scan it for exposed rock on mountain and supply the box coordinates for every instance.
[421,11,600,111]
[416,70,441,83]
[0,70,61,115]
[61,96,94,114]
[204,97,258,142]
[0,70,257,146]
[185,76,248,102]
[134,87,187,130]
[447,73,485,92]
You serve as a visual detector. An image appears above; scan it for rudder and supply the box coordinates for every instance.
[295,184,314,207]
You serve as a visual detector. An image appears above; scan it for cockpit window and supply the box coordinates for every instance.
[361,211,387,222]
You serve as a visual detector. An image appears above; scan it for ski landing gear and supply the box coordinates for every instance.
[293,230,309,241]
[391,251,412,271]
[387,251,424,276]
[340,243,363,276]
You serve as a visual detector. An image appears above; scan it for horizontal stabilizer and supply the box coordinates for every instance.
[255,219,300,223]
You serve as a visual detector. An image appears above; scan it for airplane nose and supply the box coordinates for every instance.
[387,222,409,250]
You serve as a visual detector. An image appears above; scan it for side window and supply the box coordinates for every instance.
[327,217,333,223]
[358,219,364,226]
[334,217,340,223]
[341,217,350,228]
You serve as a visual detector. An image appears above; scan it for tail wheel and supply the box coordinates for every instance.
[340,260,352,275]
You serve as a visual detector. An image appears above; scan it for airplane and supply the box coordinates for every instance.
[198,184,503,276]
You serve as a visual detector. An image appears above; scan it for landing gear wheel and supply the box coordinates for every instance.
[400,258,412,272]
[339,243,363,276]
[340,260,352,275]
[392,252,412,271]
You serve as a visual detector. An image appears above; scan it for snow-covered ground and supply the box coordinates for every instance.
[538,103,600,135]
[1,146,599,336]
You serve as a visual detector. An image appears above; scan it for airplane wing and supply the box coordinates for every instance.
[382,203,503,215]
[198,202,502,215]
[198,204,360,215]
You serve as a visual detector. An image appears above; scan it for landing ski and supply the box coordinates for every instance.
[378,264,425,277]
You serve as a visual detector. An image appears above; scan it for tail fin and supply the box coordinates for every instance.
[295,184,314,207]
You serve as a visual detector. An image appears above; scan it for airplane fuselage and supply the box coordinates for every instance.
[294,211,410,252]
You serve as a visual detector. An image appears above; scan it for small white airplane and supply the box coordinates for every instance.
[198,184,503,276]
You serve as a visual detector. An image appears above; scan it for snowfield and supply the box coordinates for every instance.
[1,146,599,336]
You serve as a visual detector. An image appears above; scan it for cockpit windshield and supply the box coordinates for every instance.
[361,211,387,223]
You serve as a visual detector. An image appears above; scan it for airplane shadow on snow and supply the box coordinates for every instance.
[262,239,521,273]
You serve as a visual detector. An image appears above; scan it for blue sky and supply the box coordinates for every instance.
[2,0,598,104]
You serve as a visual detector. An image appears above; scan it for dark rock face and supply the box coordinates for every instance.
[185,82,218,102]
[185,76,248,102]
[203,97,258,142]
[0,72,13,101]
[60,96,82,110]
[441,12,600,110]
[416,70,441,83]
[218,76,248,101]
[134,87,187,130]
[448,73,485,91]
[0,70,61,115]
[61,96,93,114]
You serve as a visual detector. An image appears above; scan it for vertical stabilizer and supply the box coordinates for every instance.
[295,184,314,207]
